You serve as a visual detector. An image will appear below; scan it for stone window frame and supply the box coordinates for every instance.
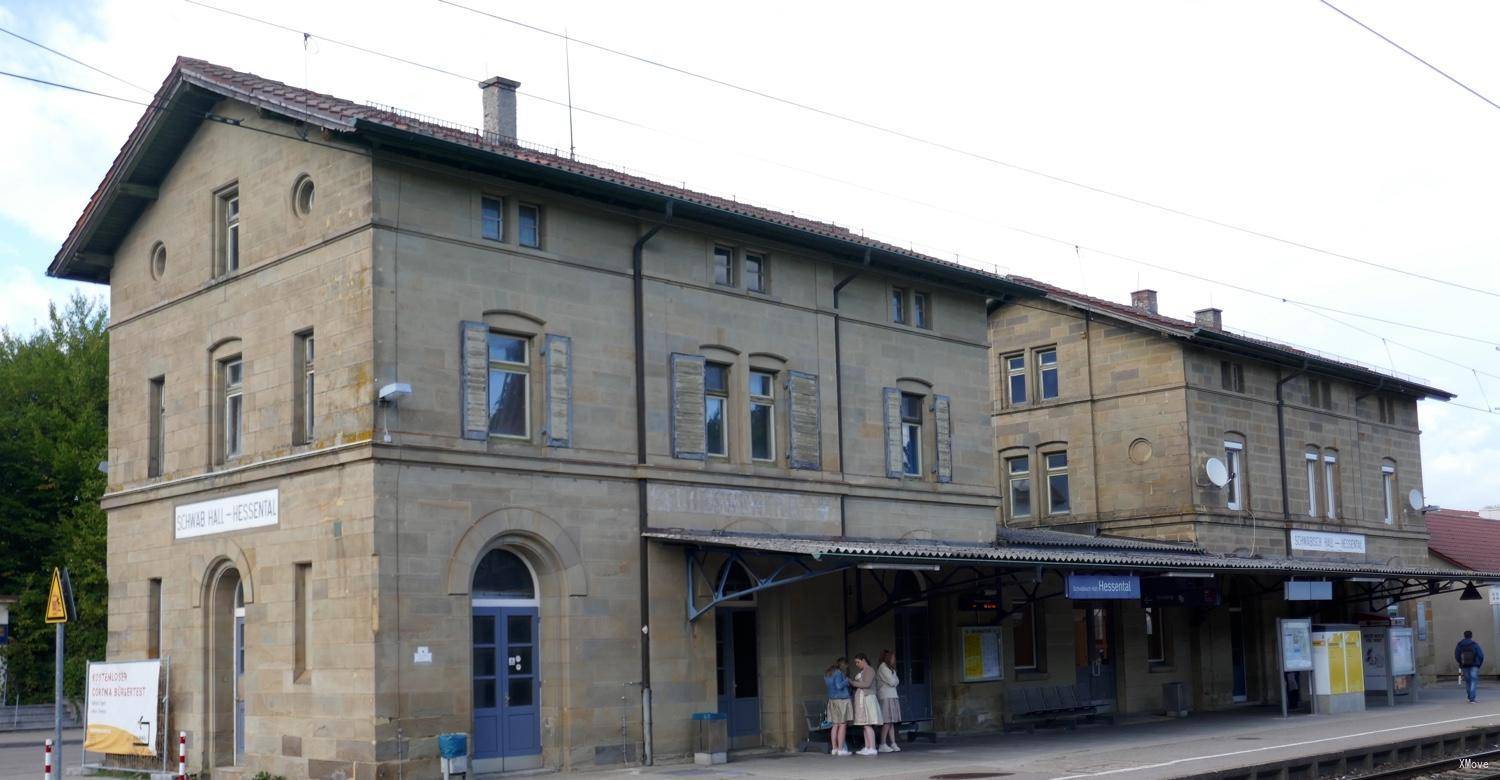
[898,391,925,478]
[748,368,778,464]
[147,375,166,478]
[214,181,240,276]
[1002,352,1028,407]
[1036,346,1060,401]
[1041,446,1070,517]
[1304,446,1322,517]
[517,202,543,248]
[480,194,506,242]
[1002,449,1033,521]
[1381,459,1398,525]
[1220,360,1245,393]
[704,360,732,459]
[888,284,934,330]
[707,243,772,296]
[1322,448,1341,521]
[478,311,547,447]
[292,329,316,446]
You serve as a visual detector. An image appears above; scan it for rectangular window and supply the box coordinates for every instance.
[1220,361,1245,393]
[705,362,729,457]
[487,333,530,439]
[1323,452,1339,519]
[148,376,165,478]
[218,187,240,273]
[744,252,766,293]
[713,245,735,287]
[1309,379,1332,410]
[1005,354,1027,406]
[1382,463,1396,524]
[147,578,162,660]
[1378,397,1397,424]
[481,196,504,241]
[913,291,931,329]
[517,203,541,248]
[900,393,923,476]
[1013,601,1040,671]
[1224,441,1245,510]
[294,331,315,445]
[1146,607,1168,664]
[1007,455,1032,519]
[749,370,776,462]
[1038,349,1059,400]
[891,287,908,324]
[223,358,244,459]
[294,562,311,680]
[1305,451,1320,516]
[1045,451,1070,515]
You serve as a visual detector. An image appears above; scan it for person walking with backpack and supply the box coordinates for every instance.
[1456,630,1486,703]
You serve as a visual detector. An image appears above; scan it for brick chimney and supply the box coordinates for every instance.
[1194,307,1223,330]
[1130,289,1158,315]
[480,76,521,143]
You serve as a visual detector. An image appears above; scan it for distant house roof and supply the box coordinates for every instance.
[49,58,1036,302]
[1003,275,1455,400]
[1428,508,1500,572]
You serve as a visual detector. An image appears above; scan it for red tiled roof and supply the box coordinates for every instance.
[1428,509,1500,572]
[54,57,1021,290]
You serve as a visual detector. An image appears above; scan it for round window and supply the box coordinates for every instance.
[149,242,167,280]
[292,175,315,217]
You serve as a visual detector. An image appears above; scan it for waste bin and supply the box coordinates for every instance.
[1162,681,1189,717]
[438,732,469,778]
[692,712,728,765]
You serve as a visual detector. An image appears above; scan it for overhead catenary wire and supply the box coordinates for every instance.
[164,0,1500,350]
[0,24,153,94]
[8,47,1499,408]
[433,0,1500,301]
[1317,0,1500,114]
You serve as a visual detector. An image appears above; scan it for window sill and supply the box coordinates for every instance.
[1148,663,1176,674]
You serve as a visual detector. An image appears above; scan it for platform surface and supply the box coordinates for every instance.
[558,682,1500,780]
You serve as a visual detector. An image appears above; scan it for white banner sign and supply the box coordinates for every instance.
[84,661,160,756]
[1289,529,1366,555]
[174,489,279,539]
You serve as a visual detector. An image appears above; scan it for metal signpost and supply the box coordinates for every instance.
[44,568,76,771]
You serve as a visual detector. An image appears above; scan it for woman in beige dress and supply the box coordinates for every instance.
[848,653,883,756]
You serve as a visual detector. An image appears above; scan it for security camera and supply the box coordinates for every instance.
[378,382,412,404]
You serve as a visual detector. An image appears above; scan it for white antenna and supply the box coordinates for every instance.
[564,27,576,160]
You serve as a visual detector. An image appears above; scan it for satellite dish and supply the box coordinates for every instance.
[1204,457,1230,488]
[1408,489,1424,512]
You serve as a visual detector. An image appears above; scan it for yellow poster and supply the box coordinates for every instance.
[1327,632,1346,694]
[1343,631,1365,693]
[962,631,984,680]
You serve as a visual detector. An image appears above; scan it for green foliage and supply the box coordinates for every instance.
[250,772,287,780]
[0,294,109,703]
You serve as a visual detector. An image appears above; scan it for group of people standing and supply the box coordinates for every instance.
[823,651,903,756]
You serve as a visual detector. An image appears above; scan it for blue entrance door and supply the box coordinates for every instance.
[715,608,760,739]
[473,607,541,768]
[894,607,933,721]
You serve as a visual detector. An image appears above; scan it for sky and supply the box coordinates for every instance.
[1,0,1497,508]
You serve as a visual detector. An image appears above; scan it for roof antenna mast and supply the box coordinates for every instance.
[564,27,576,160]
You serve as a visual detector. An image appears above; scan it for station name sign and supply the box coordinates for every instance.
[1066,573,1140,600]
[174,489,279,539]
[1289,529,1366,555]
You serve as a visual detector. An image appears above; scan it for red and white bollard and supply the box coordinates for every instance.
[177,731,187,780]
[43,738,52,780]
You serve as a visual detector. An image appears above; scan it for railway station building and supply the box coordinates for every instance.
[49,58,1497,779]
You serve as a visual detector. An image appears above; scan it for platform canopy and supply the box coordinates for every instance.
[647,527,1500,625]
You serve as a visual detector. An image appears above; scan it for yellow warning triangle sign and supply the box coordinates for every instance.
[45,568,69,624]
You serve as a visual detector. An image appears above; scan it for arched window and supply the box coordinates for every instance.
[473,549,535,599]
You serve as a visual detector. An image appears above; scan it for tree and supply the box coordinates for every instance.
[0,294,108,703]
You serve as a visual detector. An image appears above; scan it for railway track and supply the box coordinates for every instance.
[1357,747,1500,780]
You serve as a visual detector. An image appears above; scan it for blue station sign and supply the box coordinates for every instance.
[1066,573,1141,600]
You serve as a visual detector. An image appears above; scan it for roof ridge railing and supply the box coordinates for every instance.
[1217,325,1430,385]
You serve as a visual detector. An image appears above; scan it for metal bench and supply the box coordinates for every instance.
[894,694,938,743]
[1005,685,1100,732]
[798,698,833,752]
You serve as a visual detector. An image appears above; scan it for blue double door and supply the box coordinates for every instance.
[472,607,541,769]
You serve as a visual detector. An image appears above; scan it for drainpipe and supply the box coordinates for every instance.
[832,249,871,539]
[1276,360,1310,520]
[633,200,671,766]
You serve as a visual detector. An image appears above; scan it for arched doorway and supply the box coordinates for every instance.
[471,548,542,773]
[204,566,244,768]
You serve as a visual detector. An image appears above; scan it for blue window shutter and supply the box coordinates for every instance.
[883,387,902,478]
[460,321,490,441]
[543,334,573,448]
[786,371,821,470]
[671,353,707,460]
[934,394,953,483]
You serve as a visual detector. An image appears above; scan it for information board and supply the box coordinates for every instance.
[1389,627,1415,677]
[1280,618,1313,672]
[83,660,161,756]
[960,626,1004,682]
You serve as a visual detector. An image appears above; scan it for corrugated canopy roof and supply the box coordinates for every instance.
[645,528,1500,581]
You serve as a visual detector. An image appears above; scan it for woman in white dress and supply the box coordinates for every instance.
[875,649,902,752]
